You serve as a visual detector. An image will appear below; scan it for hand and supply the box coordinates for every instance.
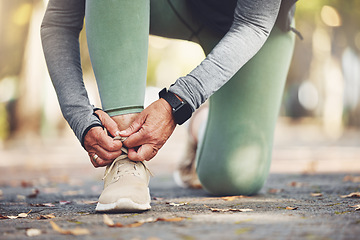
[120,99,176,161]
[84,109,123,168]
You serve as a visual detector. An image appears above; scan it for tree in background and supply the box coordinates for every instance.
[1,0,360,143]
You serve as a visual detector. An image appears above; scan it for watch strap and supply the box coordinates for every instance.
[159,88,192,125]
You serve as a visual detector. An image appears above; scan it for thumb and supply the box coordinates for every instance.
[95,109,121,137]
[119,114,145,136]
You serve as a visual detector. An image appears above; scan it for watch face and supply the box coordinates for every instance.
[173,103,192,125]
[159,88,192,125]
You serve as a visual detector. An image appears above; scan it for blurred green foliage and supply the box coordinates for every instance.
[1,0,360,141]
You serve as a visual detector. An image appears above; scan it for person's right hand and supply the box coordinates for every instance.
[83,109,123,168]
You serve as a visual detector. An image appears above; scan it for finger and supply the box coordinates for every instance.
[119,113,145,137]
[84,126,122,153]
[127,144,158,162]
[123,129,150,149]
[95,110,121,137]
[96,130,123,152]
[89,153,114,168]
[91,145,123,162]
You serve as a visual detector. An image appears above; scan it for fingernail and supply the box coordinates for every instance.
[115,131,121,136]
[119,130,126,135]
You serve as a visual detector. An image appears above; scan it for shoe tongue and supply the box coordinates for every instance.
[104,159,149,188]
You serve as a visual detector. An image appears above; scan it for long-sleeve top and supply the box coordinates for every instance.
[41,0,296,145]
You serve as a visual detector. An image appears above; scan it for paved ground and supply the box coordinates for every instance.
[0,119,360,239]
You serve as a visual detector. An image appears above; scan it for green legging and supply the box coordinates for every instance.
[85,0,295,195]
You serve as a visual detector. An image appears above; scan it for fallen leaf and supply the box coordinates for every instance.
[350,204,360,211]
[18,213,28,218]
[7,216,19,219]
[18,209,32,218]
[310,193,323,197]
[103,215,185,228]
[30,203,55,207]
[285,206,298,210]
[340,192,360,198]
[37,214,55,219]
[59,200,71,205]
[123,222,144,228]
[288,181,307,187]
[343,175,360,183]
[27,189,40,198]
[80,200,98,205]
[268,188,283,194]
[103,214,115,227]
[0,214,10,219]
[167,202,188,206]
[26,228,42,237]
[156,217,185,222]
[221,196,247,201]
[50,221,90,235]
[152,197,164,200]
[209,207,253,213]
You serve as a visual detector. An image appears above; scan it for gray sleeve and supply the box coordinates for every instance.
[169,0,282,111]
[41,0,102,146]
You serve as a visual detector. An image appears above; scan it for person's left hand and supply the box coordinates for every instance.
[119,98,176,161]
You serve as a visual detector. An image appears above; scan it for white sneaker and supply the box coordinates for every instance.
[95,152,151,213]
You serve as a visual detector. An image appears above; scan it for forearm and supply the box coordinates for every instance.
[41,0,101,145]
[169,0,281,111]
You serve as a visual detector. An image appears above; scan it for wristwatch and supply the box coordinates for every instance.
[159,88,193,125]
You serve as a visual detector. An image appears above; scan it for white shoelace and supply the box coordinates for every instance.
[102,136,152,181]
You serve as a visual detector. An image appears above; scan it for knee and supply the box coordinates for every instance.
[197,144,271,196]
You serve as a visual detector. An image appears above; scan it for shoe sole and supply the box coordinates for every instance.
[95,198,151,213]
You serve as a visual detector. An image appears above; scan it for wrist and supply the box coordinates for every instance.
[158,88,193,125]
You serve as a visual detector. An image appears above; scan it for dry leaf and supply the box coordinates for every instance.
[221,196,246,201]
[285,206,298,210]
[350,204,360,211]
[343,175,360,183]
[26,228,42,237]
[103,215,185,228]
[18,213,28,218]
[123,222,144,228]
[157,217,185,222]
[103,214,115,227]
[18,209,32,218]
[152,197,164,200]
[209,207,253,213]
[288,181,307,187]
[80,200,98,205]
[310,193,323,197]
[37,214,55,220]
[27,189,40,198]
[50,221,90,235]
[340,192,360,198]
[167,202,188,206]
[30,203,55,207]
[59,200,71,205]
[268,188,283,194]
[0,214,10,219]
